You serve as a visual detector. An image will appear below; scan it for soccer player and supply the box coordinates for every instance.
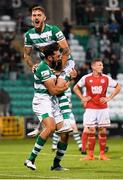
[52,87,82,151]
[24,43,74,170]
[24,5,76,137]
[24,5,74,83]
[73,58,121,160]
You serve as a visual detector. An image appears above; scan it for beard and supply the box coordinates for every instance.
[51,60,57,69]
[54,60,62,71]
[51,60,62,71]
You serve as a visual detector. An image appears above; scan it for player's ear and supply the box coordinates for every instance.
[48,55,52,61]
[44,15,46,21]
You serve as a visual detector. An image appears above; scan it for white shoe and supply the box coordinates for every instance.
[24,160,36,170]
[27,129,39,137]
[52,145,57,151]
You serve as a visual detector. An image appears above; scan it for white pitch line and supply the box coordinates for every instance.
[0,173,61,179]
[0,173,85,180]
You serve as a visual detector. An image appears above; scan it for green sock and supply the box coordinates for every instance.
[28,136,46,162]
[53,141,68,167]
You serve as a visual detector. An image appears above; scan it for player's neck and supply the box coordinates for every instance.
[92,71,102,77]
[45,59,51,67]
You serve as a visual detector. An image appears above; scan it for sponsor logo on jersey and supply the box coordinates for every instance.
[41,70,50,78]
[91,86,102,94]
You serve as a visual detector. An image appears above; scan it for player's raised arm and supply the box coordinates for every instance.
[52,25,71,69]
[24,46,34,68]
[58,39,71,68]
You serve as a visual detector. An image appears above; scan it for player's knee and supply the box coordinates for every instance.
[60,133,69,143]
[45,124,55,135]
[88,127,96,134]
[83,127,90,133]
[98,127,106,134]
[50,125,56,134]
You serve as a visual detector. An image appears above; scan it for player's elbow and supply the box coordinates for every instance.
[116,83,121,92]
[23,53,27,62]
[73,85,78,93]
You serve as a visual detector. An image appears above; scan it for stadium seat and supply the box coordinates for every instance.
[1,80,34,116]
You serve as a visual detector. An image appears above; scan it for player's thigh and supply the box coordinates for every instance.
[83,109,97,127]
[59,60,75,80]
[69,113,78,131]
[42,117,56,132]
[63,60,75,74]
[97,109,110,127]
[52,96,63,125]
[32,95,53,122]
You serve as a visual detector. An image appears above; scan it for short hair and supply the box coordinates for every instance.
[91,58,102,66]
[32,6,45,14]
[43,43,59,58]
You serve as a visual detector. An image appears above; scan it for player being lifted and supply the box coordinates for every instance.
[52,87,82,152]
[24,5,74,82]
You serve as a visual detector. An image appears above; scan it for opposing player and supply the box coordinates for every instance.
[73,58,121,160]
[24,43,74,170]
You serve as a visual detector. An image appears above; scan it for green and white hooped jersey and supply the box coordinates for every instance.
[24,24,65,49]
[34,60,71,120]
[34,60,55,94]
[24,23,73,60]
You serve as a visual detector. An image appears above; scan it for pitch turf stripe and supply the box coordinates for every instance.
[0,152,80,156]
[0,151,123,159]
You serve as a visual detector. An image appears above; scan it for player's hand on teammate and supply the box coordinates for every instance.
[65,81,71,89]
[69,68,77,79]
[32,63,39,73]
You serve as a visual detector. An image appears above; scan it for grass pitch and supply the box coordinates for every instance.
[0,136,123,179]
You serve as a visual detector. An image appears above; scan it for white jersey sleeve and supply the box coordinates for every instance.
[77,76,86,87]
[108,76,118,88]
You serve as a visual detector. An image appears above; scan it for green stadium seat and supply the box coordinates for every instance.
[1,79,34,116]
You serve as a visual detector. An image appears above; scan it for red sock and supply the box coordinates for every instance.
[98,134,107,155]
[88,133,96,157]
[81,132,88,152]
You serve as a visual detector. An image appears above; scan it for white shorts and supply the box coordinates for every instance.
[69,112,76,124]
[59,60,75,79]
[83,108,110,127]
[32,93,63,124]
